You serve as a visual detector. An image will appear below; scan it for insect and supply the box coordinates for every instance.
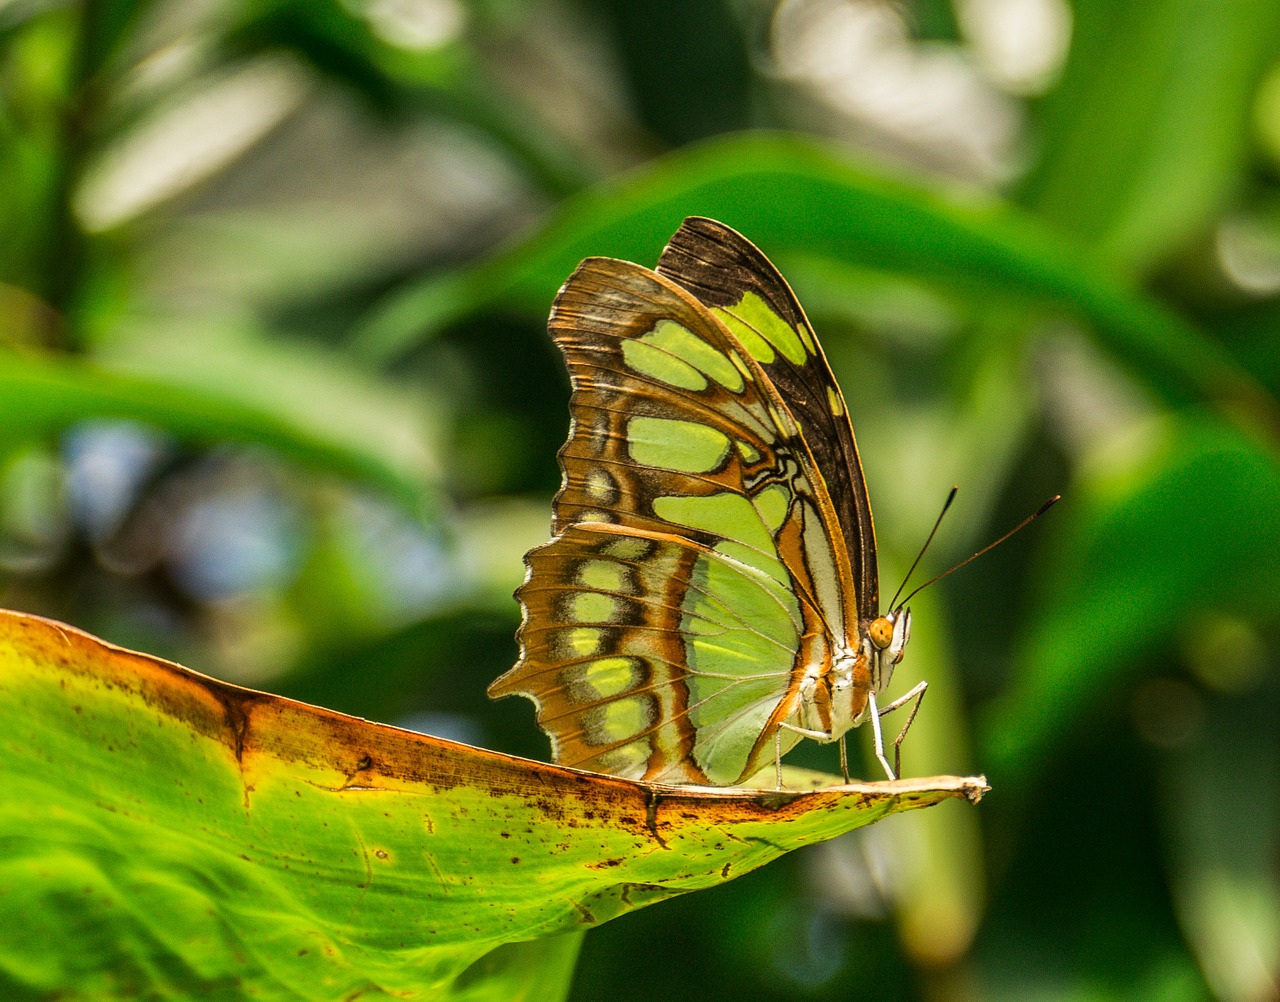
[489,217,1050,788]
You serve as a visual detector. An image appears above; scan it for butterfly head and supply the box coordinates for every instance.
[867,608,911,692]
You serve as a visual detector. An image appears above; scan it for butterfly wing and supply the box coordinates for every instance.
[656,217,879,622]
[489,257,858,785]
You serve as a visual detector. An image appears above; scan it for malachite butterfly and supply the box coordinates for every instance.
[489,217,928,788]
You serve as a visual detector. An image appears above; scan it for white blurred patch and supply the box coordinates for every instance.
[1178,867,1280,1002]
[807,824,898,919]
[362,0,466,51]
[956,0,1071,95]
[64,422,169,544]
[771,0,1022,183]
[338,493,455,624]
[126,36,204,96]
[397,711,486,747]
[76,55,311,231]
[1216,215,1280,295]
[1036,327,1156,461]
[169,473,301,601]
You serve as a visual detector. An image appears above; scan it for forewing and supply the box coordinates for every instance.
[656,216,879,620]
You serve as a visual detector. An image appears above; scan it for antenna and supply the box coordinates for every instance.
[887,485,958,613]
[894,495,1061,611]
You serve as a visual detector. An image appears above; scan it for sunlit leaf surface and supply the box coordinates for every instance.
[0,609,984,1000]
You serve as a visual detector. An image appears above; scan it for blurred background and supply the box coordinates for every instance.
[2,0,1279,999]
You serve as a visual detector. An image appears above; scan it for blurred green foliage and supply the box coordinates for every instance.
[1,0,1278,1000]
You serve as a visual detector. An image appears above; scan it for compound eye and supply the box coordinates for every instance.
[868,616,894,650]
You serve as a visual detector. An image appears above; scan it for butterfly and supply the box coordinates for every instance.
[488,217,928,788]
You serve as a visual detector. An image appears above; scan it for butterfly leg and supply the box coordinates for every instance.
[777,721,833,740]
[774,730,783,791]
[866,690,895,780]
[776,720,836,787]
[877,681,928,779]
[839,735,849,784]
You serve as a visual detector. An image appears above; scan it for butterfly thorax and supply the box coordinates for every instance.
[795,638,867,738]
[798,608,911,742]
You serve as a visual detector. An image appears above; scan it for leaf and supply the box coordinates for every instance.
[350,133,1280,449]
[982,412,1280,777]
[449,935,584,1002]
[1162,689,1280,1002]
[0,608,986,1000]
[1018,0,1280,272]
[219,0,591,197]
[0,348,437,515]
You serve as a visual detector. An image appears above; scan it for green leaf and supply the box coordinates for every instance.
[0,348,437,514]
[219,0,591,197]
[1019,0,1280,271]
[983,412,1280,776]
[0,608,986,1000]
[1162,690,1280,1002]
[351,133,1279,449]
[449,935,584,1002]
